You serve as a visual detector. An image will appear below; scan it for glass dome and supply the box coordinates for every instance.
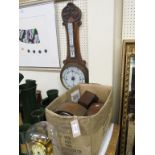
[25,121,61,155]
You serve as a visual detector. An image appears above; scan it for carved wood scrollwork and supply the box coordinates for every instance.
[62,3,82,25]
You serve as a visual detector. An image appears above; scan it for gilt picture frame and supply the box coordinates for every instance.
[119,40,135,155]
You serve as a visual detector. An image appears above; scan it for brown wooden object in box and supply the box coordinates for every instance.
[78,91,99,109]
[86,102,103,116]
[55,102,87,116]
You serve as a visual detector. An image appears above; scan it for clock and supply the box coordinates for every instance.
[31,142,46,155]
[60,2,89,89]
[25,122,54,155]
[29,140,53,155]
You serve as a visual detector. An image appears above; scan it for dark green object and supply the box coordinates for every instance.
[19,124,31,155]
[31,108,45,124]
[19,73,24,84]
[46,89,58,102]
[41,97,50,108]
[40,89,58,108]
[25,79,36,86]
[19,82,37,124]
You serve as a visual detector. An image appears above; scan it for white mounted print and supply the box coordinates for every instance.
[19,2,60,68]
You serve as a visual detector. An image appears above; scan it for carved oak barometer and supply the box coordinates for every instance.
[60,3,89,89]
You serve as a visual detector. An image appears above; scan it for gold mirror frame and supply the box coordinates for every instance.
[119,40,135,155]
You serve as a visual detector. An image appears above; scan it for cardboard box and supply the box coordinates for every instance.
[46,84,112,155]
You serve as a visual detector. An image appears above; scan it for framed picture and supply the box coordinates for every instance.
[19,1,60,69]
[119,40,135,155]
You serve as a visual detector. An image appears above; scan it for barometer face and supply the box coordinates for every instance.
[60,65,87,89]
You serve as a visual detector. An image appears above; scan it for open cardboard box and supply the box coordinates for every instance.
[46,83,112,155]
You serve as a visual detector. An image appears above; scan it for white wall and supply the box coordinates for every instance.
[88,0,114,85]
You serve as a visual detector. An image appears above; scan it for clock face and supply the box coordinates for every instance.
[31,143,46,155]
[61,66,86,89]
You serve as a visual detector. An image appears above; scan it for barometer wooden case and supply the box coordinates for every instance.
[60,3,89,89]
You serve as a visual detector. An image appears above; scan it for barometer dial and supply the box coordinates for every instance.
[61,65,86,89]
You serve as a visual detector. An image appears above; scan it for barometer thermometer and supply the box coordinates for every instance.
[60,3,89,89]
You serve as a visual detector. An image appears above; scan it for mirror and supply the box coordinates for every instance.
[119,40,135,155]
